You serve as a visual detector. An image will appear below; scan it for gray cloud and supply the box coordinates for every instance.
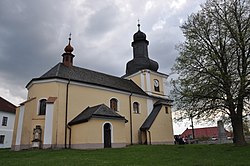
[0,0,206,106]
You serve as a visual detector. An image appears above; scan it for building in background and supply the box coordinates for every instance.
[12,24,174,150]
[181,126,232,141]
[0,97,16,148]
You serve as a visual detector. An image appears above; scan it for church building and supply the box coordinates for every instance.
[12,24,174,150]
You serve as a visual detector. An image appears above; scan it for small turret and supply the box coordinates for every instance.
[62,34,75,67]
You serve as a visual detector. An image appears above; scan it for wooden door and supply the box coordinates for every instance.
[104,123,111,148]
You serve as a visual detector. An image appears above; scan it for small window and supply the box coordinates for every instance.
[154,79,160,92]
[165,107,169,114]
[0,135,5,144]
[2,117,8,126]
[110,98,118,111]
[133,102,140,114]
[39,99,47,115]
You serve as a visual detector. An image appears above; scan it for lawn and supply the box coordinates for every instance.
[0,144,249,166]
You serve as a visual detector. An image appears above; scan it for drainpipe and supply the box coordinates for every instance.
[65,79,70,149]
[148,130,151,145]
[68,125,71,149]
[129,92,133,145]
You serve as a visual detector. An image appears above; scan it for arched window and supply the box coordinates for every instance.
[39,99,47,115]
[133,102,139,114]
[110,98,118,111]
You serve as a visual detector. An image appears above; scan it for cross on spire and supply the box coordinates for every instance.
[137,19,140,31]
[68,33,72,44]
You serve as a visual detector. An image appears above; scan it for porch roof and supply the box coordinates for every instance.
[68,104,127,126]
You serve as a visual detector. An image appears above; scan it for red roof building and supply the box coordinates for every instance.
[181,127,232,139]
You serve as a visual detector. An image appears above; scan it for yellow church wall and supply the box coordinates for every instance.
[15,78,173,149]
[20,98,37,148]
[66,83,129,120]
[11,107,19,147]
[25,81,134,147]
[70,118,126,149]
[130,95,148,144]
[128,73,141,88]
[67,83,155,145]
[149,106,174,144]
[27,81,67,147]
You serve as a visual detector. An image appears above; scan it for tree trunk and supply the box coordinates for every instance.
[231,115,247,146]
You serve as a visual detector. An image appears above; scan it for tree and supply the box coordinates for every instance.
[243,118,250,135]
[172,0,250,145]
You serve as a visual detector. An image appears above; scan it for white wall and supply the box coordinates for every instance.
[0,111,16,148]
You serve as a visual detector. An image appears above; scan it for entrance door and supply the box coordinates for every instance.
[104,123,111,148]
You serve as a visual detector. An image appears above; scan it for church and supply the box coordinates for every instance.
[12,24,174,150]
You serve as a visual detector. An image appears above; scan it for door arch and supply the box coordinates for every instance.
[103,123,111,148]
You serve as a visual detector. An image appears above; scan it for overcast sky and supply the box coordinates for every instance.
[0,0,206,134]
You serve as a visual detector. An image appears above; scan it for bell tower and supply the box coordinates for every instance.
[125,23,159,76]
[124,23,168,101]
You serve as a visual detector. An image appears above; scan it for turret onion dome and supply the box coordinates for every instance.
[64,36,74,53]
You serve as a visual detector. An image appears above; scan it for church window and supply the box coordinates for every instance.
[110,98,118,111]
[154,79,160,92]
[39,99,47,115]
[133,102,140,114]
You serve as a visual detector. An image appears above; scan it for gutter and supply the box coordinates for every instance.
[129,92,133,145]
[65,79,70,149]
[68,125,71,149]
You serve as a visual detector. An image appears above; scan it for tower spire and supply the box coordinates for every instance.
[137,19,140,31]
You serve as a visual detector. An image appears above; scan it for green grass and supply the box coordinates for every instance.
[0,144,249,166]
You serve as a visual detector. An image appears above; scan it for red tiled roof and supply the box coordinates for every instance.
[0,97,16,114]
[181,127,231,138]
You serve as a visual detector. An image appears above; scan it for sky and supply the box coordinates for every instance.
[0,0,207,134]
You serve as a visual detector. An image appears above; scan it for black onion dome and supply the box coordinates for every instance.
[133,23,147,41]
[133,30,146,41]
[125,23,160,76]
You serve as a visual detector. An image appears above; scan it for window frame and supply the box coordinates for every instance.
[38,98,47,115]
[0,135,5,144]
[154,79,160,92]
[110,98,118,111]
[2,116,8,126]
